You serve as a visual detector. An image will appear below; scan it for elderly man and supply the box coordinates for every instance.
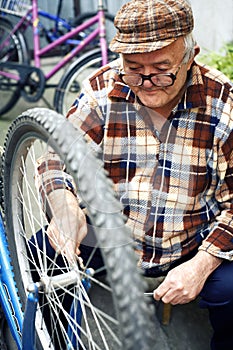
[39,1,233,349]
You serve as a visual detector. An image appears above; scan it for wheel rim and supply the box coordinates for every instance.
[8,134,124,349]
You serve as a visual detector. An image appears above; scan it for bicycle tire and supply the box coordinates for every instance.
[54,48,117,115]
[2,107,156,349]
[0,17,29,116]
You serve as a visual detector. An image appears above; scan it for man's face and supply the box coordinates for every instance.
[122,37,194,115]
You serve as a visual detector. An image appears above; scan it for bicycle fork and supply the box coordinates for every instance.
[22,267,94,350]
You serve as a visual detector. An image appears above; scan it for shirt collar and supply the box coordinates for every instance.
[108,61,207,110]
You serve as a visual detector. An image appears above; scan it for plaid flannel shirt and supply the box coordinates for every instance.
[39,58,233,271]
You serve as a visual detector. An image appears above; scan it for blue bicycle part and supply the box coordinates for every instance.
[20,267,93,350]
[0,211,23,349]
[67,268,94,349]
[22,284,39,350]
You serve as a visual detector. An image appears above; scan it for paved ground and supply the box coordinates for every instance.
[0,69,213,350]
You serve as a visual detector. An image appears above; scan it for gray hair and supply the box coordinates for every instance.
[182,33,197,63]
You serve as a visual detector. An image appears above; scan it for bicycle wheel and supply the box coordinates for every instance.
[0,17,29,116]
[54,48,117,115]
[72,11,116,48]
[2,107,156,349]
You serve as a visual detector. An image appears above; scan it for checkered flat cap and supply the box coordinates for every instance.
[109,0,194,54]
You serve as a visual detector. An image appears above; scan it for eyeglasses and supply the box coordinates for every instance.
[120,66,182,88]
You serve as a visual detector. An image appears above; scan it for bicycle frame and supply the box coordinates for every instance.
[0,0,108,82]
[35,9,76,44]
[0,210,23,349]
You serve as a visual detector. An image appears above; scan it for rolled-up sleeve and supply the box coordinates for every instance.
[199,129,233,260]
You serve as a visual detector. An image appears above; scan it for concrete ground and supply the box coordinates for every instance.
[0,61,213,350]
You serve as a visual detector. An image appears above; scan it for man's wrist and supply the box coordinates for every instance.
[195,250,222,275]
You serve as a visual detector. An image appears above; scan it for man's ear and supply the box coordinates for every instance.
[187,45,200,69]
[194,45,201,58]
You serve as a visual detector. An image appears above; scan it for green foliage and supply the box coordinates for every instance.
[199,43,233,80]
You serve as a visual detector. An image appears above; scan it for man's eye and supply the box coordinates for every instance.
[128,67,140,71]
[156,67,169,72]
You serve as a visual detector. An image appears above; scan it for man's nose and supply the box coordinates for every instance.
[141,76,154,88]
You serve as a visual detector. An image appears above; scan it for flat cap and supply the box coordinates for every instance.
[109,0,194,54]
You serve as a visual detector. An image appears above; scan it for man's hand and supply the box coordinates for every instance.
[46,189,87,263]
[153,251,222,305]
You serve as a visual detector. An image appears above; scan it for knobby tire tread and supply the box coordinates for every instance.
[3,108,156,349]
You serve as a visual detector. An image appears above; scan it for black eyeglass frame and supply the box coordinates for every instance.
[119,65,182,88]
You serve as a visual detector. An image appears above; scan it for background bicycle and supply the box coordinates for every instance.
[0,107,157,349]
[0,0,117,116]
[0,0,116,55]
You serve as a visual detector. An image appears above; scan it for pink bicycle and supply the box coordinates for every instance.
[0,0,117,116]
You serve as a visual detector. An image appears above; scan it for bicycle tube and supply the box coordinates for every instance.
[72,11,116,45]
[0,17,29,116]
[0,210,23,350]
[54,48,117,115]
[73,12,115,25]
[2,107,156,349]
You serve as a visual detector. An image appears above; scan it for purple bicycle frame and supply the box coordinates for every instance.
[1,0,108,81]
